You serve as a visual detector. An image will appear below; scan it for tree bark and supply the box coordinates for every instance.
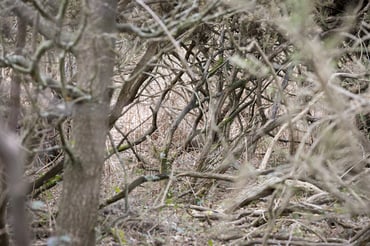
[56,1,116,245]
[0,15,28,246]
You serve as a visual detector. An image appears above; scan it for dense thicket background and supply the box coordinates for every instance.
[0,0,370,245]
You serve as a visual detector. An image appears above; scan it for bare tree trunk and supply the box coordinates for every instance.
[0,15,28,246]
[0,129,28,246]
[0,173,8,246]
[56,1,117,245]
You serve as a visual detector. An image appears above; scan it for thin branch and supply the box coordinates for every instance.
[25,0,55,22]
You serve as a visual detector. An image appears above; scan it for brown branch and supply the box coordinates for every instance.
[31,174,62,198]
[176,171,235,182]
[225,176,284,213]
[109,41,159,128]
[100,170,237,209]
[350,223,370,245]
[24,0,55,22]
[161,94,198,173]
[26,157,64,196]
[105,77,175,158]
[99,174,169,209]
[240,238,348,246]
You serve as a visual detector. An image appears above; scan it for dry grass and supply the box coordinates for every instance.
[95,1,370,245]
[1,0,369,245]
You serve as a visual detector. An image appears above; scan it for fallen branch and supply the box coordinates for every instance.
[176,171,236,182]
[225,176,284,213]
[100,171,237,209]
[99,174,169,209]
[27,157,64,197]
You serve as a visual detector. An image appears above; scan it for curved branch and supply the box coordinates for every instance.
[99,174,169,209]
[8,0,73,45]
[109,42,159,127]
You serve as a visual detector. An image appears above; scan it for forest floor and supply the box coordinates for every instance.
[94,159,370,246]
[31,92,370,246]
